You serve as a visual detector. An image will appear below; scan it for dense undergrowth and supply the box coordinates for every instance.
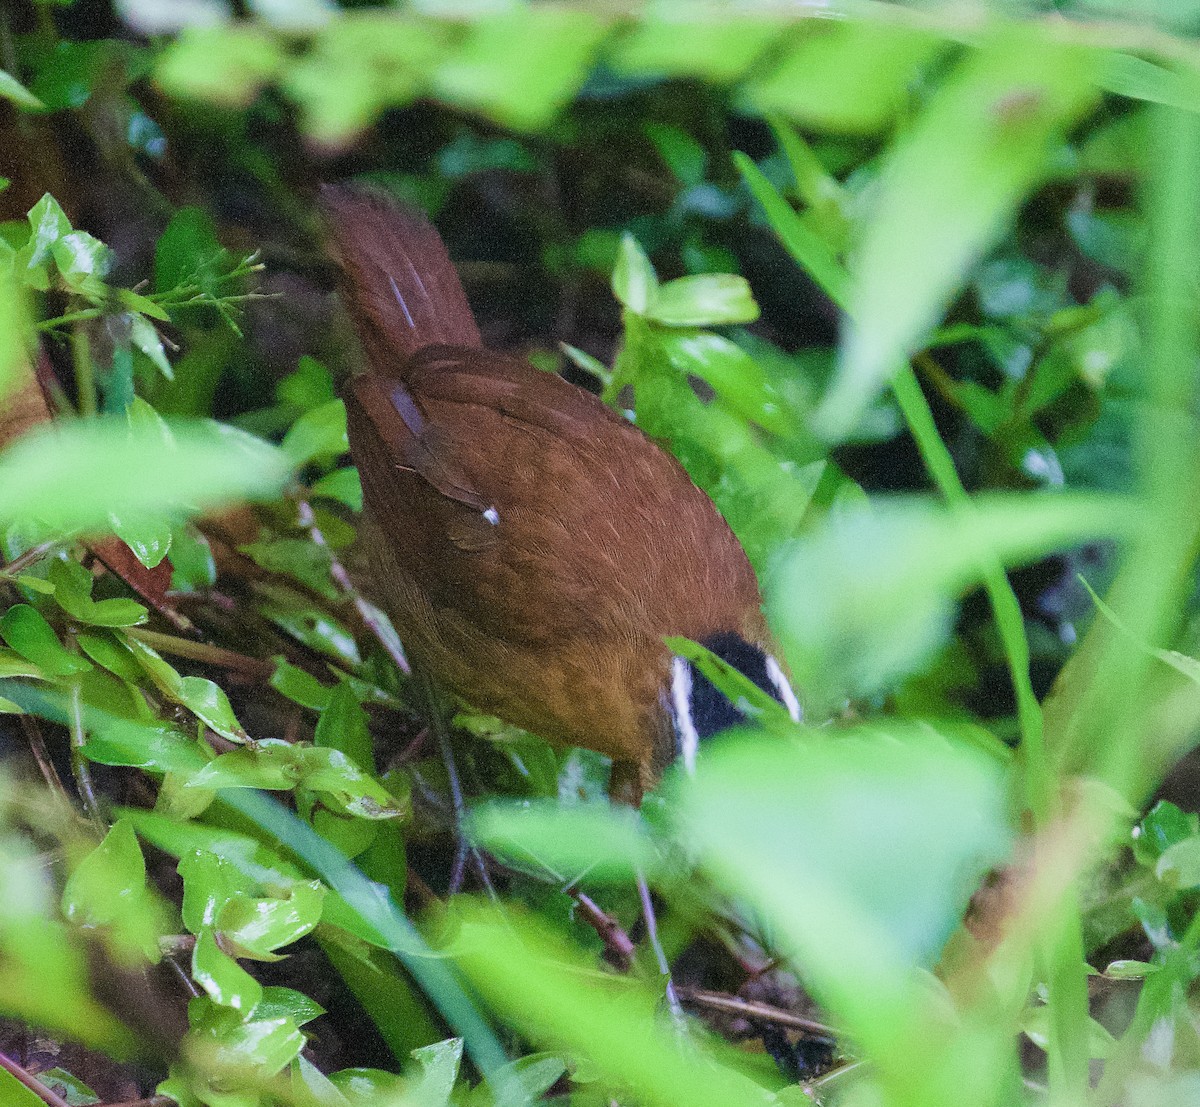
[2,2,1200,1106]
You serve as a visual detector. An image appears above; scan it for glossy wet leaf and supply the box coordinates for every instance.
[61,819,165,963]
[258,986,325,1027]
[177,675,246,741]
[217,881,325,959]
[82,721,198,772]
[193,928,264,1011]
[51,230,114,298]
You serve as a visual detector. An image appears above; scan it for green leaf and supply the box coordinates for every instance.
[0,69,44,111]
[193,927,264,1012]
[819,30,1099,439]
[258,986,326,1027]
[270,658,335,711]
[129,313,173,379]
[177,675,247,741]
[217,880,325,959]
[468,1054,568,1107]
[647,274,759,327]
[47,558,148,627]
[611,234,658,315]
[406,1037,463,1107]
[769,493,1134,703]
[61,819,165,962]
[281,398,348,467]
[735,153,849,308]
[282,16,445,142]
[665,635,798,731]
[743,19,941,133]
[469,801,656,881]
[31,1069,100,1106]
[0,417,290,538]
[432,9,606,132]
[189,995,306,1078]
[311,467,363,511]
[154,205,226,295]
[611,17,778,84]
[23,193,71,271]
[51,230,114,298]
[314,682,372,769]
[0,605,91,676]
[82,721,198,772]
[452,903,772,1107]
[240,536,336,600]
[0,1068,48,1107]
[671,724,1011,1076]
[155,23,285,108]
[111,511,173,570]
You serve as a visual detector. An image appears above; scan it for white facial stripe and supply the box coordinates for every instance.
[765,655,802,722]
[671,655,700,774]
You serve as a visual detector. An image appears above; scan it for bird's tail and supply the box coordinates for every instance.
[320,184,481,374]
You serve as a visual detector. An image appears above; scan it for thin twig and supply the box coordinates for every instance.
[674,987,837,1039]
[20,714,67,797]
[67,670,101,823]
[637,872,685,1026]
[0,1052,73,1107]
[295,499,410,675]
[0,542,58,577]
[570,889,636,970]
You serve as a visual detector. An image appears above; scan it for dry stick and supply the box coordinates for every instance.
[674,987,837,1039]
[570,889,636,970]
[0,1051,73,1107]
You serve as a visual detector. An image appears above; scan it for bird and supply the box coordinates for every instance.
[321,184,799,805]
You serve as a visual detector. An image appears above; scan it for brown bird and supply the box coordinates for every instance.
[322,185,798,803]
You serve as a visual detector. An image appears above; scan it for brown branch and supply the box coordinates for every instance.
[0,1052,73,1107]
[568,888,636,971]
[674,987,837,1039]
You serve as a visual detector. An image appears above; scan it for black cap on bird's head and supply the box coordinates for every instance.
[668,631,801,772]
